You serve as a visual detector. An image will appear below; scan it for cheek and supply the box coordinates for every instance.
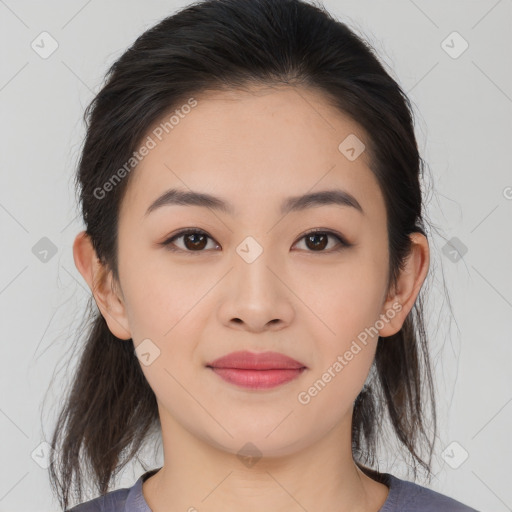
[120,256,214,383]
[119,247,205,338]
[296,256,387,341]
[295,254,386,403]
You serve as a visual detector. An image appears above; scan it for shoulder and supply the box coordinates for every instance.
[384,473,480,512]
[65,468,158,512]
[65,486,130,512]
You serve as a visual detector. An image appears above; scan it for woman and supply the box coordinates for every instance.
[49,0,479,510]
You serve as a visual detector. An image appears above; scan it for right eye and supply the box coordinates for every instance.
[160,228,220,254]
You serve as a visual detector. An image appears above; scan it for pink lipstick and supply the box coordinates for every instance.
[206,350,307,389]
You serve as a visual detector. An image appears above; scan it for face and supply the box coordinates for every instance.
[105,85,402,458]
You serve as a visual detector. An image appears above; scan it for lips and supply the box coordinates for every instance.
[206,350,306,370]
[206,351,307,390]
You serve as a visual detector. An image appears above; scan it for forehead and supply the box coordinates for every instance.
[120,85,384,223]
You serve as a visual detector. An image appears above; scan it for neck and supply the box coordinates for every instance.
[142,410,389,512]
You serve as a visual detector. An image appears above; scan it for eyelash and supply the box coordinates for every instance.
[160,228,351,254]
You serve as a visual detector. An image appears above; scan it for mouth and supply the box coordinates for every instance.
[205,350,307,390]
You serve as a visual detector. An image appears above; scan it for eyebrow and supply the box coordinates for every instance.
[144,187,364,217]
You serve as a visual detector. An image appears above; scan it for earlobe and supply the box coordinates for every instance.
[72,231,132,340]
[378,232,430,338]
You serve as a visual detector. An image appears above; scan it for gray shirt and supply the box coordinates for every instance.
[67,467,480,511]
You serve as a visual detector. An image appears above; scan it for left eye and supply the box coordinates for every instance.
[294,229,348,252]
[161,228,350,253]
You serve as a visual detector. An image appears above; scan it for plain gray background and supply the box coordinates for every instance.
[1,0,511,510]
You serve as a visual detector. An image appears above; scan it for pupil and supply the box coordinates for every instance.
[307,233,327,250]
[186,233,206,250]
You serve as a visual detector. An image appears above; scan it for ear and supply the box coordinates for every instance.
[72,230,132,340]
[378,232,430,337]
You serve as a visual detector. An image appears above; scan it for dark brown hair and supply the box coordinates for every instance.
[48,0,441,509]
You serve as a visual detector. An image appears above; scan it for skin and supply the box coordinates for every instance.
[73,84,429,512]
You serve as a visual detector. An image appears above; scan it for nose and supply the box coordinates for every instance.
[216,249,295,333]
